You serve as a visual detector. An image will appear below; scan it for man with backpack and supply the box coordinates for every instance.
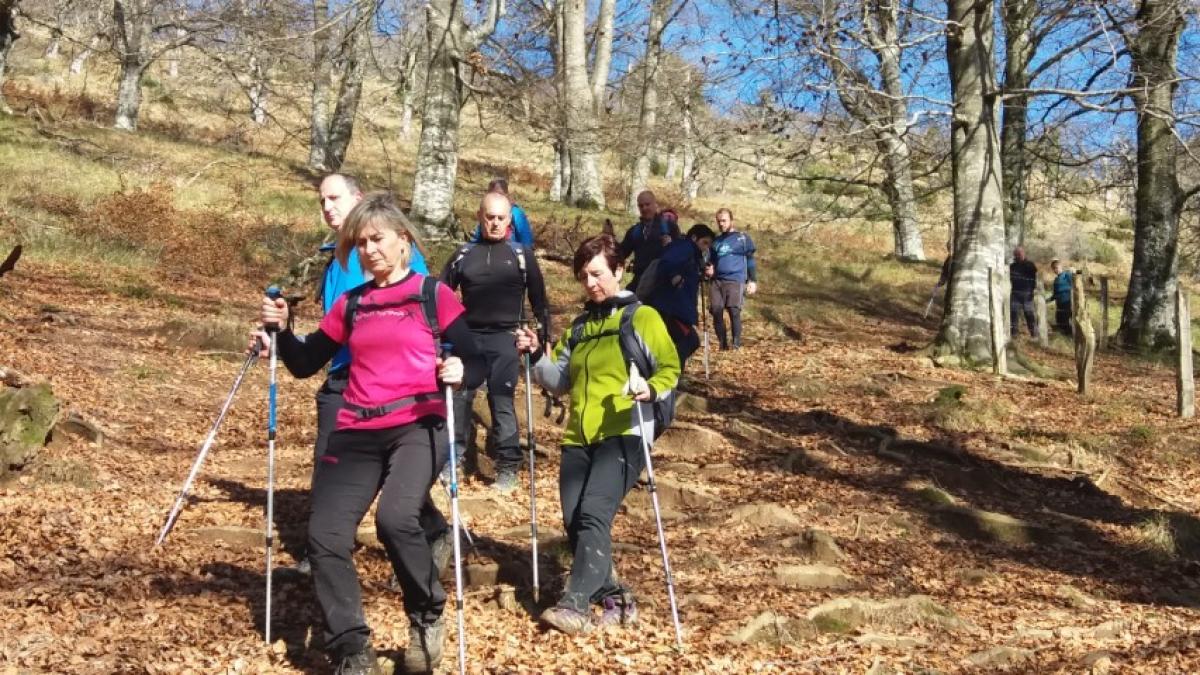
[619,190,681,293]
[705,208,758,350]
[467,178,535,247]
[441,192,550,493]
[647,224,715,370]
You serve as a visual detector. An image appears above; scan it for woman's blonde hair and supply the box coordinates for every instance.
[335,191,425,271]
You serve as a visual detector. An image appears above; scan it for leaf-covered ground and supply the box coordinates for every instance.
[4,254,1200,674]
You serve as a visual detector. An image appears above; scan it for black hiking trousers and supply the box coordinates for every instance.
[452,329,522,475]
[1010,292,1037,337]
[310,370,445,559]
[308,417,449,657]
[557,435,645,613]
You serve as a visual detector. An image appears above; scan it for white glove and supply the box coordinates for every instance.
[623,363,650,399]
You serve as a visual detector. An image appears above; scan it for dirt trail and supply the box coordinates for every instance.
[3,259,1200,674]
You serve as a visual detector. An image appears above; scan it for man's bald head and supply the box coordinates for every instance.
[478,192,513,242]
[636,190,659,222]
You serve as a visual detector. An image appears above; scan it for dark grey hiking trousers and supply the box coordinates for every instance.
[557,435,645,613]
[452,329,522,474]
[308,417,449,657]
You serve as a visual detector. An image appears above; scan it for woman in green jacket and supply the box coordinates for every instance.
[516,234,680,634]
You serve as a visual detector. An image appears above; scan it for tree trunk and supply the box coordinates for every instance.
[249,57,268,125]
[410,0,503,235]
[550,138,571,202]
[398,49,417,138]
[562,0,605,209]
[665,147,679,180]
[166,26,185,78]
[324,15,368,171]
[0,0,17,115]
[681,84,698,198]
[70,32,102,75]
[589,0,615,116]
[113,59,145,131]
[1119,0,1185,350]
[625,0,669,214]
[935,0,1007,364]
[308,0,333,170]
[1000,0,1035,252]
[410,51,461,234]
[871,0,923,261]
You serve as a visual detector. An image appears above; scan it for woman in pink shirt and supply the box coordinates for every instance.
[253,192,484,675]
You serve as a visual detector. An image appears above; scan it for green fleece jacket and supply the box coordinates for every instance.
[532,292,680,447]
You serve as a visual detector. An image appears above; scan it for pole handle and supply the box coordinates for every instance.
[264,286,284,334]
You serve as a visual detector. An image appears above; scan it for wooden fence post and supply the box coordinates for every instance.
[1100,276,1110,351]
[989,267,1007,375]
[1178,285,1194,418]
[1071,273,1095,394]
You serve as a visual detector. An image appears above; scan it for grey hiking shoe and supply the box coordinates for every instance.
[403,616,446,673]
[594,593,638,629]
[492,469,518,495]
[335,645,381,675]
[540,606,594,635]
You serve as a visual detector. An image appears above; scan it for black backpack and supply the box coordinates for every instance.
[566,302,676,440]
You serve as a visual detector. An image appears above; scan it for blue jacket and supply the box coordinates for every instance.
[319,242,429,373]
[619,213,682,281]
[1051,271,1073,304]
[647,238,704,326]
[469,203,535,248]
[711,230,757,282]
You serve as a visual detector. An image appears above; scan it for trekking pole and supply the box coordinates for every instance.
[520,325,540,604]
[700,281,710,380]
[629,365,684,648]
[442,342,468,675]
[155,350,258,547]
[263,286,283,644]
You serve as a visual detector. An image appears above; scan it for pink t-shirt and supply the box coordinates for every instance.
[320,275,465,431]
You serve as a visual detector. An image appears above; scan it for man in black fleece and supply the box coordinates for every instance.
[1010,246,1039,338]
[441,192,550,493]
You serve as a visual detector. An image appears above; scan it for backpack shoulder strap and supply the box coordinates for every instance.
[450,243,475,274]
[419,275,441,347]
[342,282,370,339]
[566,311,589,351]
[618,303,653,378]
[507,240,528,287]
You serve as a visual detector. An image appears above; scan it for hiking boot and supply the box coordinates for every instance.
[430,530,453,577]
[335,645,381,675]
[593,593,638,629]
[403,616,446,673]
[492,470,518,495]
[540,606,594,635]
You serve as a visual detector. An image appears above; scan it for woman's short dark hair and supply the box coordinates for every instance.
[573,234,623,279]
[688,223,716,240]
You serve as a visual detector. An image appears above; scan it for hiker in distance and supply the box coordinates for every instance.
[704,208,758,350]
[288,174,441,577]
[646,223,715,370]
[619,190,681,293]
[1010,246,1039,338]
[251,192,485,675]
[469,178,536,247]
[440,192,550,493]
[515,234,680,634]
[1048,258,1074,335]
